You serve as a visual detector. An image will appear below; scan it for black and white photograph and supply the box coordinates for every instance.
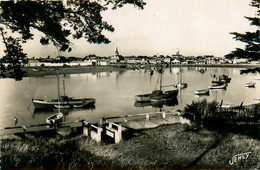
[0,0,259,169]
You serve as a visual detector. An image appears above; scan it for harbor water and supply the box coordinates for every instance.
[0,66,259,128]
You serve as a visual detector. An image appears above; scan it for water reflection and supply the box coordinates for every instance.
[1,67,260,128]
[134,98,178,109]
[32,105,96,118]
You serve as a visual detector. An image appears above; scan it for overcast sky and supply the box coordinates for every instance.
[0,0,258,58]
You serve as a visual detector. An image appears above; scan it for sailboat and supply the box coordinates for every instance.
[32,75,96,109]
[135,63,178,103]
[46,73,63,124]
[176,65,187,88]
[245,82,255,88]
[54,80,72,109]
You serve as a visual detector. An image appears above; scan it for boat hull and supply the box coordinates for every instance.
[134,94,151,102]
[176,83,187,88]
[194,89,209,95]
[33,98,96,109]
[245,82,255,87]
[46,112,63,124]
[151,89,178,103]
[208,84,226,89]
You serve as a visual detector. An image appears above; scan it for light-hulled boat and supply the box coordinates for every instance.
[208,84,226,89]
[245,82,255,88]
[46,112,63,124]
[33,78,95,109]
[194,89,209,95]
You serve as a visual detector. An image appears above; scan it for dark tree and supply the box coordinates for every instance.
[227,0,259,60]
[0,0,146,80]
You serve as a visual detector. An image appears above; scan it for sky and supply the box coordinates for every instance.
[0,0,258,58]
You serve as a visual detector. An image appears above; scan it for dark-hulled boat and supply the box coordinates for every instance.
[33,75,95,109]
[33,96,96,109]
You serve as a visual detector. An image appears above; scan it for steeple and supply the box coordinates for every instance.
[115,47,119,56]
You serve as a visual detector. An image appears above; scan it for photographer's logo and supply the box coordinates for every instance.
[229,152,251,165]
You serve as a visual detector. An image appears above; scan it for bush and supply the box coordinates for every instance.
[184,99,219,119]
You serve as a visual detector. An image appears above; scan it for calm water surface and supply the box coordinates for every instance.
[0,67,259,128]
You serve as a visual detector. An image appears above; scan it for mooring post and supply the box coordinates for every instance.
[99,118,103,127]
[146,113,149,120]
[83,121,90,136]
[114,124,122,143]
[109,122,112,129]
[162,111,166,119]
[124,116,128,122]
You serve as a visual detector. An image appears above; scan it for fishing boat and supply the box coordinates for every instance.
[245,82,255,87]
[134,94,151,102]
[32,78,95,109]
[33,97,96,109]
[212,74,231,85]
[208,83,227,89]
[135,64,178,102]
[194,89,209,95]
[46,112,63,124]
[176,64,187,88]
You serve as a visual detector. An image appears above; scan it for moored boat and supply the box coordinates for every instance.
[194,89,209,95]
[46,112,63,124]
[176,64,187,89]
[176,83,187,88]
[33,97,96,109]
[135,63,178,102]
[134,94,151,102]
[208,83,226,89]
[32,77,95,109]
[245,82,255,87]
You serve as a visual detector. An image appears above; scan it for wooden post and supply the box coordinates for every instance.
[124,116,128,122]
[146,113,149,120]
[99,118,103,127]
[162,111,166,119]
[83,121,90,136]
[90,125,102,142]
[114,125,122,143]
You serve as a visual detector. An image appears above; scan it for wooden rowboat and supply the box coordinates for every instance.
[46,112,63,124]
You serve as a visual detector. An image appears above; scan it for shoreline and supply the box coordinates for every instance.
[1,63,258,79]
[1,122,259,169]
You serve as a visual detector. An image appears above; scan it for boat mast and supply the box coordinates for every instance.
[179,65,182,84]
[160,60,163,91]
[63,80,66,96]
[57,72,61,111]
[57,73,61,101]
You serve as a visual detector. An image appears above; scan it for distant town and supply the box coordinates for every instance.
[26,48,258,67]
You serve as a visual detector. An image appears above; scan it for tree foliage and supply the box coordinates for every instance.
[227,0,260,60]
[0,0,146,80]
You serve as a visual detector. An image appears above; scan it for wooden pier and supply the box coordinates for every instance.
[218,100,260,119]
[0,110,190,143]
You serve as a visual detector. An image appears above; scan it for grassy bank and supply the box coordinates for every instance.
[1,123,259,169]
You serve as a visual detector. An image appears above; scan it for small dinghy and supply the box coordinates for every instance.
[208,83,226,89]
[245,82,255,88]
[46,112,63,124]
[194,89,209,95]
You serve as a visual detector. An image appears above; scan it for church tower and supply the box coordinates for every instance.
[115,47,120,57]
